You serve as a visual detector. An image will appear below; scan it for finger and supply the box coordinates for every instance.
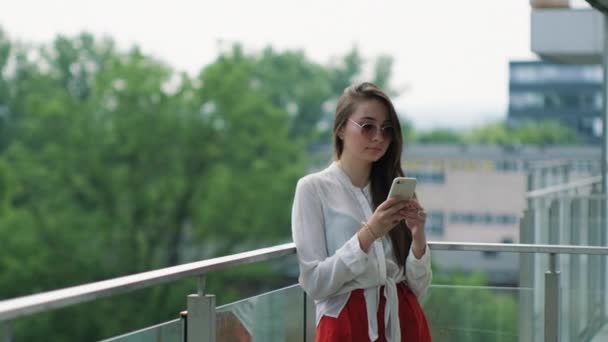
[378,197,401,211]
[388,205,407,218]
[403,210,422,217]
[402,207,420,215]
[405,219,422,229]
[403,213,425,222]
[405,219,413,229]
[404,199,422,210]
[378,197,407,210]
[409,220,424,228]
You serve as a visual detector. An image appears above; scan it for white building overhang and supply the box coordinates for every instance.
[531,8,603,64]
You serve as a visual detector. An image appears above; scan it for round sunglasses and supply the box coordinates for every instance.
[349,119,395,140]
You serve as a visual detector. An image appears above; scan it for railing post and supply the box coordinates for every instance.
[180,311,188,342]
[545,253,560,342]
[519,208,534,342]
[187,275,216,342]
[304,292,315,342]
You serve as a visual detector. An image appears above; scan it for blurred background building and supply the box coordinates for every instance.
[508,60,603,143]
[408,144,600,286]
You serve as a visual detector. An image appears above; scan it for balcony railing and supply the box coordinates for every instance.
[1,240,607,342]
[522,173,607,341]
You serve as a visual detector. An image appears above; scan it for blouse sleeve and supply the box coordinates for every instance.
[405,245,432,298]
[291,178,370,301]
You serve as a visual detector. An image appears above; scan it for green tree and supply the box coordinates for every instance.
[465,120,581,146]
[0,33,296,340]
[464,121,510,145]
[191,44,305,253]
[415,128,464,144]
[410,119,582,146]
[0,29,11,151]
[423,272,518,342]
[511,120,581,145]
[0,32,219,340]
[372,55,397,96]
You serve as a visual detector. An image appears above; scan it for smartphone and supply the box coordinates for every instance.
[387,177,416,200]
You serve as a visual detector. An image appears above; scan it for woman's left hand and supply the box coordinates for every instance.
[400,199,426,237]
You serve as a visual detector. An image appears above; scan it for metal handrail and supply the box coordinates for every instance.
[1,241,608,322]
[525,194,607,200]
[0,243,295,321]
[430,241,608,255]
[526,175,602,198]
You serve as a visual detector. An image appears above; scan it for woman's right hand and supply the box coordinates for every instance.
[367,197,409,237]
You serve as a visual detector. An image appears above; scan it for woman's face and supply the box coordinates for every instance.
[340,99,393,163]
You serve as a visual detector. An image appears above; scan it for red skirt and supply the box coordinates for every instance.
[316,282,432,342]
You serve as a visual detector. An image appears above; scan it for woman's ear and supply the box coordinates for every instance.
[337,128,345,140]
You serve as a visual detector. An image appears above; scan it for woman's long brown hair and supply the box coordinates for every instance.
[332,82,411,270]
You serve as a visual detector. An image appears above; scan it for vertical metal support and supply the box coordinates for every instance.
[304,292,316,342]
[598,11,608,319]
[569,199,581,342]
[602,20,608,329]
[519,208,534,342]
[602,16,608,325]
[3,321,12,342]
[548,200,560,245]
[527,169,535,192]
[602,13,608,195]
[188,275,216,342]
[601,196,608,326]
[180,311,188,342]
[545,253,560,342]
[197,276,206,296]
[603,16,608,327]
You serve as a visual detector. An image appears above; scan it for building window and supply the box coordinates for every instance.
[495,160,518,172]
[407,171,445,184]
[581,66,603,83]
[449,212,518,226]
[495,215,517,225]
[594,92,602,110]
[510,90,603,111]
[510,92,544,110]
[511,64,602,84]
[426,211,444,236]
[511,66,538,83]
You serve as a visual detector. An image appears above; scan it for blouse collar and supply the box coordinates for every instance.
[329,161,372,197]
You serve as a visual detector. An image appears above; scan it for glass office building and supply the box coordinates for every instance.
[508,60,602,143]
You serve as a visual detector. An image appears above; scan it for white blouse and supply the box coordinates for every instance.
[291,162,432,342]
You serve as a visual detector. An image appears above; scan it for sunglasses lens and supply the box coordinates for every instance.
[361,123,376,138]
[382,126,394,139]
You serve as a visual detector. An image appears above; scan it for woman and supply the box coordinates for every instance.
[291,82,432,342]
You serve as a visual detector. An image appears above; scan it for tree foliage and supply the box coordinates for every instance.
[413,120,582,146]
[415,128,464,144]
[423,273,518,341]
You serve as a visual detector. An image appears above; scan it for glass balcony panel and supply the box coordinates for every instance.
[565,253,607,340]
[99,318,183,342]
[422,284,531,342]
[216,284,304,342]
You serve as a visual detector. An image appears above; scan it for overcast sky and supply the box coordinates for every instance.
[0,0,590,129]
